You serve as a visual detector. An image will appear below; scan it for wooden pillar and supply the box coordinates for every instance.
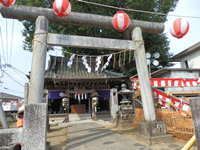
[88,96,91,113]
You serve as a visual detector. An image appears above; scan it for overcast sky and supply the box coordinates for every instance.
[0,0,200,97]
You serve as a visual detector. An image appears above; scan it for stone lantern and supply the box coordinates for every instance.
[61,94,70,123]
[117,84,134,128]
[91,92,99,121]
[118,84,132,104]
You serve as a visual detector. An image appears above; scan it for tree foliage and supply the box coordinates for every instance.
[16,0,179,75]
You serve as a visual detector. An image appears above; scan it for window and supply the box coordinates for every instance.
[184,60,189,68]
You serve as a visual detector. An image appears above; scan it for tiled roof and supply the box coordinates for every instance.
[45,55,126,80]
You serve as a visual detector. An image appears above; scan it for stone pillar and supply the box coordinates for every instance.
[190,97,200,149]
[0,100,8,129]
[110,88,118,121]
[24,83,29,104]
[132,27,156,121]
[132,27,173,145]
[88,97,91,113]
[22,104,47,150]
[28,16,49,104]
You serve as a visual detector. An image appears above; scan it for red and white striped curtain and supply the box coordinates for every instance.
[133,78,200,90]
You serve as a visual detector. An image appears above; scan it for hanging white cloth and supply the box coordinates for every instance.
[78,93,80,100]
[85,93,87,99]
[81,93,83,100]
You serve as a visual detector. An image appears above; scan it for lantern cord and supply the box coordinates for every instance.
[77,0,200,19]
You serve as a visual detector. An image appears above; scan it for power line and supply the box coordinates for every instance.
[10,19,14,64]
[6,19,8,62]
[3,70,24,87]
[8,66,28,81]
[77,0,200,19]
[0,86,23,93]
[0,27,5,61]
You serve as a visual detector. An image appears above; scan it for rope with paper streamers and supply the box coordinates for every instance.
[32,38,136,73]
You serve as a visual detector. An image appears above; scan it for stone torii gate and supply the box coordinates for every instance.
[0,4,172,149]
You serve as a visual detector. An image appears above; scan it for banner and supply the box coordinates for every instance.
[132,78,200,90]
[48,91,65,100]
[152,88,189,111]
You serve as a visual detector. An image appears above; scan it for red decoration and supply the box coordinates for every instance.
[53,0,71,18]
[18,99,21,102]
[0,0,15,7]
[11,100,14,104]
[170,18,189,39]
[113,11,130,31]
[3,102,6,105]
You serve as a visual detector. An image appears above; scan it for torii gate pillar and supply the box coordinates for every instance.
[132,27,156,121]
[22,16,48,150]
[132,27,173,145]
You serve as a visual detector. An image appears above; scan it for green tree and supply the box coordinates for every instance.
[16,0,178,75]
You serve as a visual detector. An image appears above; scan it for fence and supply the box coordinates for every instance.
[133,108,194,141]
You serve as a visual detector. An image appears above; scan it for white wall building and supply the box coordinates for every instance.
[172,42,200,69]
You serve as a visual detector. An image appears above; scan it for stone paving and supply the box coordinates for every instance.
[67,121,151,150]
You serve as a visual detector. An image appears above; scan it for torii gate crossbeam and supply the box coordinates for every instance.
[0,4,164,35]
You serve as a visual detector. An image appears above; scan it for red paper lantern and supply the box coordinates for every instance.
[53,0,71,18]
[170,18,189,39]
[3,102,6,105]
[0,0,15,7]
[18,99,21,102]
[113,11,130,31]
[11,100,14,104]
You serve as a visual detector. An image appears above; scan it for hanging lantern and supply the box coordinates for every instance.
[170,18,189,39]
[11,100,14,104]
[0,0,15,7]
[18,99,21,102]
[53,0,71,18]
[3,102,6,105]
[113,11,130,31]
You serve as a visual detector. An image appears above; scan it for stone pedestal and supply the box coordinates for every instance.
[116,102,134,128]
[22,103,47,150]
[110,88,118,122]
[135,121,173,145]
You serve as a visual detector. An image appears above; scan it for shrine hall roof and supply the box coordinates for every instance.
[44,55,126,80]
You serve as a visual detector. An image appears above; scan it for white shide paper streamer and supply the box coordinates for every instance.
[82,56,91,73]
[67,54,75,68]
[95,56,101,73]
[102,54,113,71]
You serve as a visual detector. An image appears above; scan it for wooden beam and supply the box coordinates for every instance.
[47,33,135,50]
